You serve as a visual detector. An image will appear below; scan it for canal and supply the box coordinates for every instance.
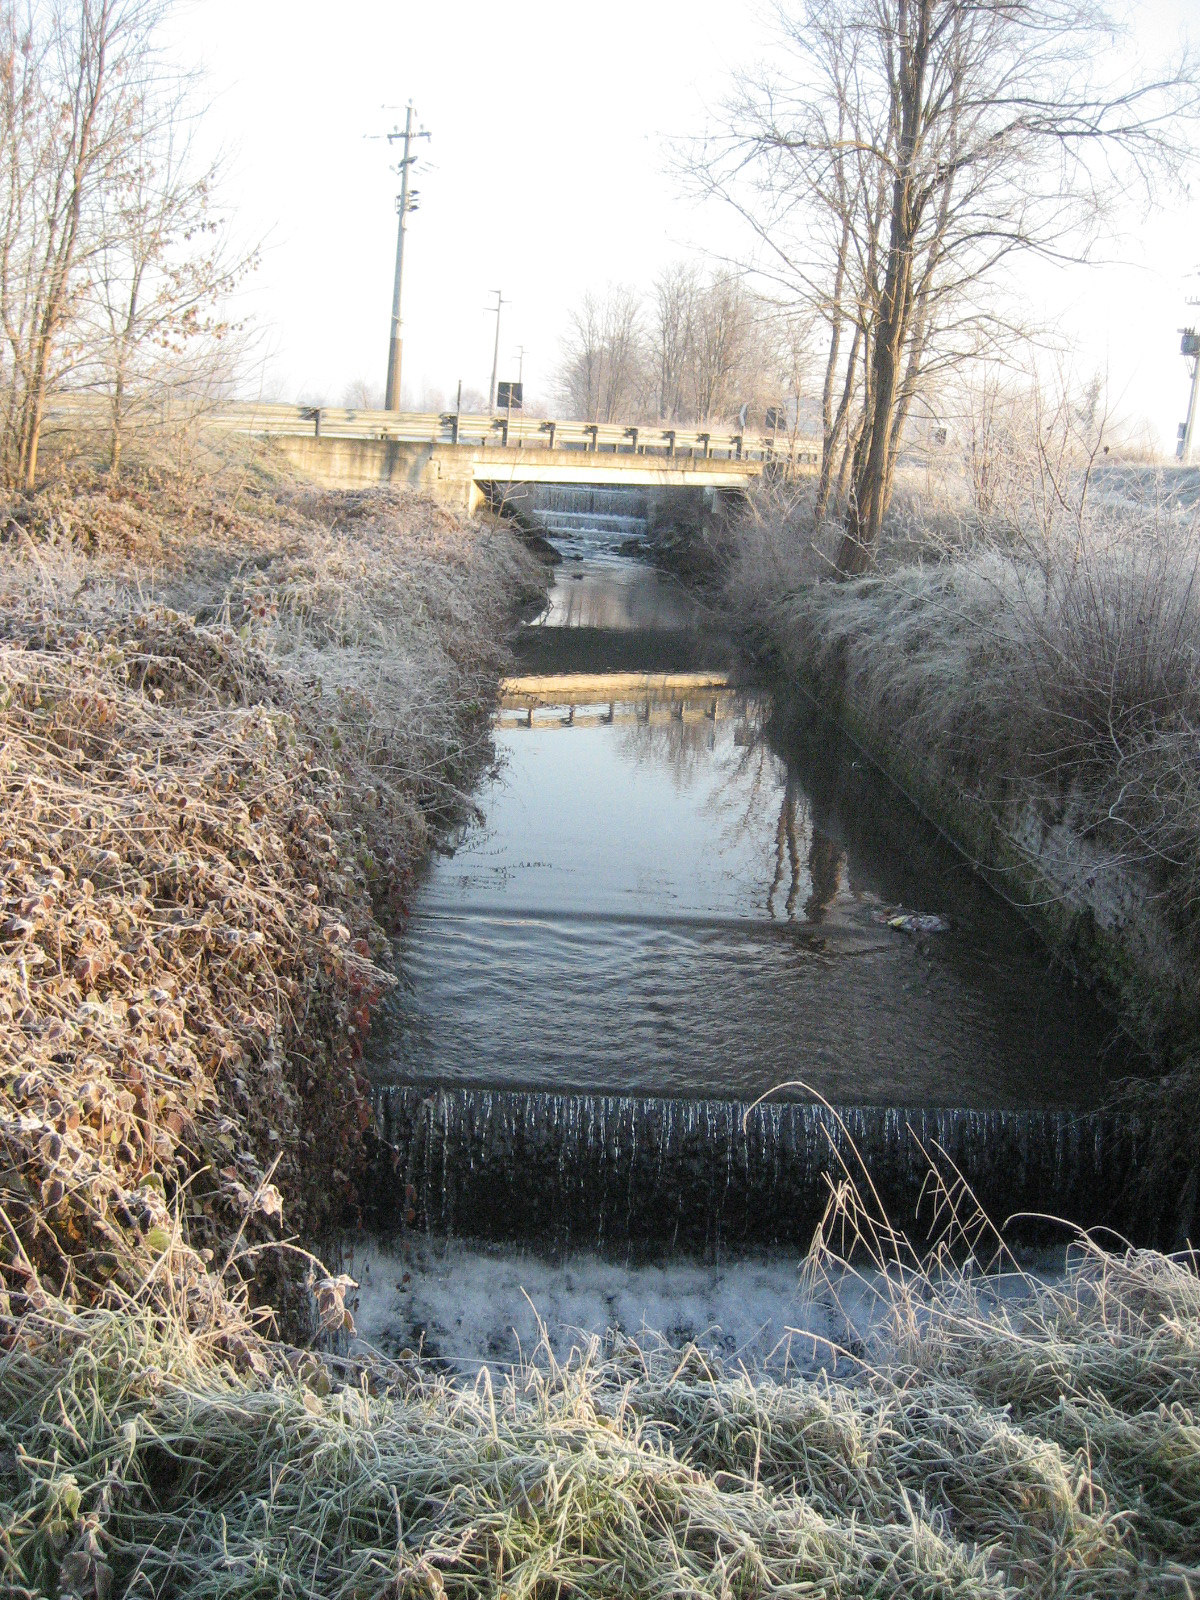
[352,490,1146,1367]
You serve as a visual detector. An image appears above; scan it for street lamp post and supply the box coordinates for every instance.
[487,289,508,416]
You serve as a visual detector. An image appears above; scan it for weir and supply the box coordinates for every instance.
[373,1086,1148,1253]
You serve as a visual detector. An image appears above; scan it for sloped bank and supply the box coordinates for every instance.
[0,469,544,1335]
[726,526,1200,1239]
[5,1241,1200,1599]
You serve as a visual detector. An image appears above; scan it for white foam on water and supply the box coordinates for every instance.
[344,1237,1064,1380]
[347,1239,846,1375]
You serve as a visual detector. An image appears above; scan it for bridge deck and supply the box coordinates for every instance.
[42,397,819,500]
[215,403,818,468]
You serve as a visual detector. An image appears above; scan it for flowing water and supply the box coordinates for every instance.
[355,487,1149,1362]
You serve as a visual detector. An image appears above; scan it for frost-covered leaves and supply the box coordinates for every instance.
[0,608,393,1323]
[0,480,542,1333]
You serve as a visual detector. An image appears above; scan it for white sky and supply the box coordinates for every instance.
[171,0,1199,451]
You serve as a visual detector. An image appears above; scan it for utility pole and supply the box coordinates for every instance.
[383,102,430,413]
[1180,306,1200,464]
[487,289,508,415]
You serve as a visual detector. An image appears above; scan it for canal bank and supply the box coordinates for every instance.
[7,474,1200,1600]
[0,469,545,1335]
[720,492,1200,1243]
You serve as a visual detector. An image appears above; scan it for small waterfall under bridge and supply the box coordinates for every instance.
[502,484,650,550]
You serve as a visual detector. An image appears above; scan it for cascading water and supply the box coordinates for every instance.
[519,485,650,554]
[372,1086,1149,1253]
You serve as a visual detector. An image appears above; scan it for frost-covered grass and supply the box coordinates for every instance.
[729,475,1200,1245]
[730,485,1200,919]
[3,1238,1198,1598]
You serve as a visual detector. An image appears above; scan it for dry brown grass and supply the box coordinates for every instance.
[0,462,543,1336]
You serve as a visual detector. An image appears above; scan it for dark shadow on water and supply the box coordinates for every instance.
[512,624,731,675]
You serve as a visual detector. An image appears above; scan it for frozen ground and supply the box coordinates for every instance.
[345,1236,1063,1379]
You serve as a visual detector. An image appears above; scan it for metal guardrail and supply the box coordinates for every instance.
[220,402,820,465]
[42,394,820,467]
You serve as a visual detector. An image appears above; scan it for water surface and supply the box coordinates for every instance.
[374,525,1133,1111]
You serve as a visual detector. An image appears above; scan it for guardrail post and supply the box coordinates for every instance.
[586,424,599,452]
[543,421,556,450]
[665,429,675,459]
[734,434,744,460]
[625,426,639,455]
[699,432,710,459]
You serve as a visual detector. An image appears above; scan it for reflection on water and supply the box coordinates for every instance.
[534,563,702,632]
[374,543,1138,1114]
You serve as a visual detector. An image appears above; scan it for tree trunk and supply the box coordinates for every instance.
[837,0,930,576]
[817,322,863,522]
[815,209,852,522]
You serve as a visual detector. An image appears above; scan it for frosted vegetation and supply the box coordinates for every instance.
[0,448,542,1333]
[729,461,1200,1026]
[3,432,1200,1597]
[4,1228,1199,1597]
[724,381,1200,1247]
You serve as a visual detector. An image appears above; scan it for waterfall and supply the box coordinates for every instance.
[371,1086,1151,1253]
[519,485,650,549]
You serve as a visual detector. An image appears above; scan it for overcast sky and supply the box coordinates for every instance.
[170,1,1199,450]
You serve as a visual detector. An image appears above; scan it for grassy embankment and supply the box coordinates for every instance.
[0,450,543,1337]
[4,449,1200,1598]
[4,1229,1200,1596]
[727,477,1200,1238]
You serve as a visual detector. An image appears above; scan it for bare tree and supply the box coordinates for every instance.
[649,261,697,421]
[693,0,1199,574]
[564,266,782,429]
[0,0,253,487]
[85,99,253,475]
[1,0,172,489]
[688,270,767,423]
[342,376,384,410]
[558,285,646,422]
[773,306,815,470]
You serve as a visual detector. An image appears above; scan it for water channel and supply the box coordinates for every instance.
[353,488,1148,1366]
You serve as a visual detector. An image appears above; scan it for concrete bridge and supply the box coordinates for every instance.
[219,403,817,513]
